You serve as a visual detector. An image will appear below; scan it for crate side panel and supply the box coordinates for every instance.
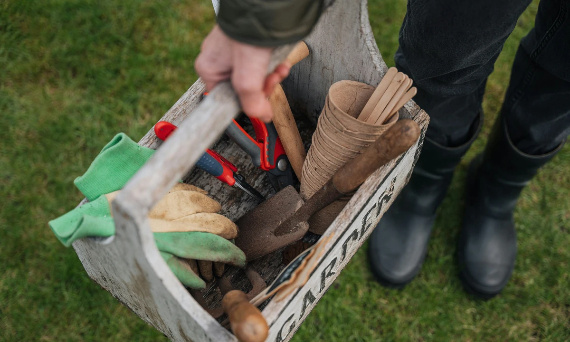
[263,135,422,342]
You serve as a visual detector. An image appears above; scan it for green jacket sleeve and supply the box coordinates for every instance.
[217,0,324,47]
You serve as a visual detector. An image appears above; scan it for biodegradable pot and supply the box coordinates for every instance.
[301,80,399,199]
[313,130,355,164]
[325,81,399,135]
[322,99,399,140]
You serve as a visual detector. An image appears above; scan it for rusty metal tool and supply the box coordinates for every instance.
[235,119,421,261]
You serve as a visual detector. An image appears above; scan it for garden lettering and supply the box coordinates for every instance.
[273,170,402,342]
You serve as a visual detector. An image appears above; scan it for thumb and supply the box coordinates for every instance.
[231,43,274,122]
[231,69,273,122]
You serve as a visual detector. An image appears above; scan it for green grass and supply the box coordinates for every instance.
[1,0,568,341]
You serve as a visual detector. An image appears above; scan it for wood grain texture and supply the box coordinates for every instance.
[72,0,430,341]
[332,120,420,194]
[73,43,294,342]
[391,87,418,117]
[282,0,391,124]
[285,41,310,67]
[366,72,405,124]
[376,77,412,125]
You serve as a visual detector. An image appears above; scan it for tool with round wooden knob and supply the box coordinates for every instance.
[222,290,269,342]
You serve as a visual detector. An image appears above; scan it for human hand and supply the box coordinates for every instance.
[195,25,291,122]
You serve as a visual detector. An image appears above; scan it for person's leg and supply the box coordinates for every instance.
[369,0,532,287]
[459,0,570,298]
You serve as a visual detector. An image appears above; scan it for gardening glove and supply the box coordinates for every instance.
[74,133,155,201]
[49,132,154,244]
[50,184,246,289]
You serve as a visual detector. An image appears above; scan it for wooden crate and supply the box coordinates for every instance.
[72,0,429,341]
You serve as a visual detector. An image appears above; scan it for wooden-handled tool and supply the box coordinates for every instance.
[271,41,310,180]
[332,119,420,193]
[285,41,310,66]
[222,290,269,342]
[236,119,420,261]
[273,119,421,236]
[271,85,306,180]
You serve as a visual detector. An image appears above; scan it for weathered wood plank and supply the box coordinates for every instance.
[282,0,390,124]
[262,111,428,342]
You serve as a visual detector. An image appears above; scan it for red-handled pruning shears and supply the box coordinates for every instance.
[201,92,295,191]
[154,121,264,202]
[226,118,295,191]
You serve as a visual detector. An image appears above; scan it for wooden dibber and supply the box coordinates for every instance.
[271,86,306,180]
[222,290,269,342]
[273,119,421,238]
[270,41,311,180]
[236,120,420,262]
[330,119,420,193]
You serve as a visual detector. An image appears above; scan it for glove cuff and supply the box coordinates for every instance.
[74,133,155,201]
[49,196,114,247]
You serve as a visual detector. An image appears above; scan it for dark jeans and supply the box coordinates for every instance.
[395,0,570,154]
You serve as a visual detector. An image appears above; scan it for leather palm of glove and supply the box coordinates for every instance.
[49,133,246,289]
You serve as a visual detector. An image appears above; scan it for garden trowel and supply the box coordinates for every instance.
[235,119,421,261]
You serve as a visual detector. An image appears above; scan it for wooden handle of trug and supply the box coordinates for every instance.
[271,85,306,180]
[223,290,269,342]
[332,119,421,194]
[286,41,310,66]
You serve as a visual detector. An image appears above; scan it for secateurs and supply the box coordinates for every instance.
[202,92,295,191]
[154,121,264,202]
[226,117,295,191]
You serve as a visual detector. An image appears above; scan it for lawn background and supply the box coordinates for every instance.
[1,0,569,341]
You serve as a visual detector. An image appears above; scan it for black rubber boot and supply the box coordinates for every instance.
[368,114,482,288]
[459,116,564,299]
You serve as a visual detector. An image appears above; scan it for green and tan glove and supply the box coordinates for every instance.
[50,133,245,289]
[50,183,245,289]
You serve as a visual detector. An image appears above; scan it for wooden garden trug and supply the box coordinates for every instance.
[71,0,429,341]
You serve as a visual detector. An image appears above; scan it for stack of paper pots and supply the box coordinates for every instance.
[301,80,399,199]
